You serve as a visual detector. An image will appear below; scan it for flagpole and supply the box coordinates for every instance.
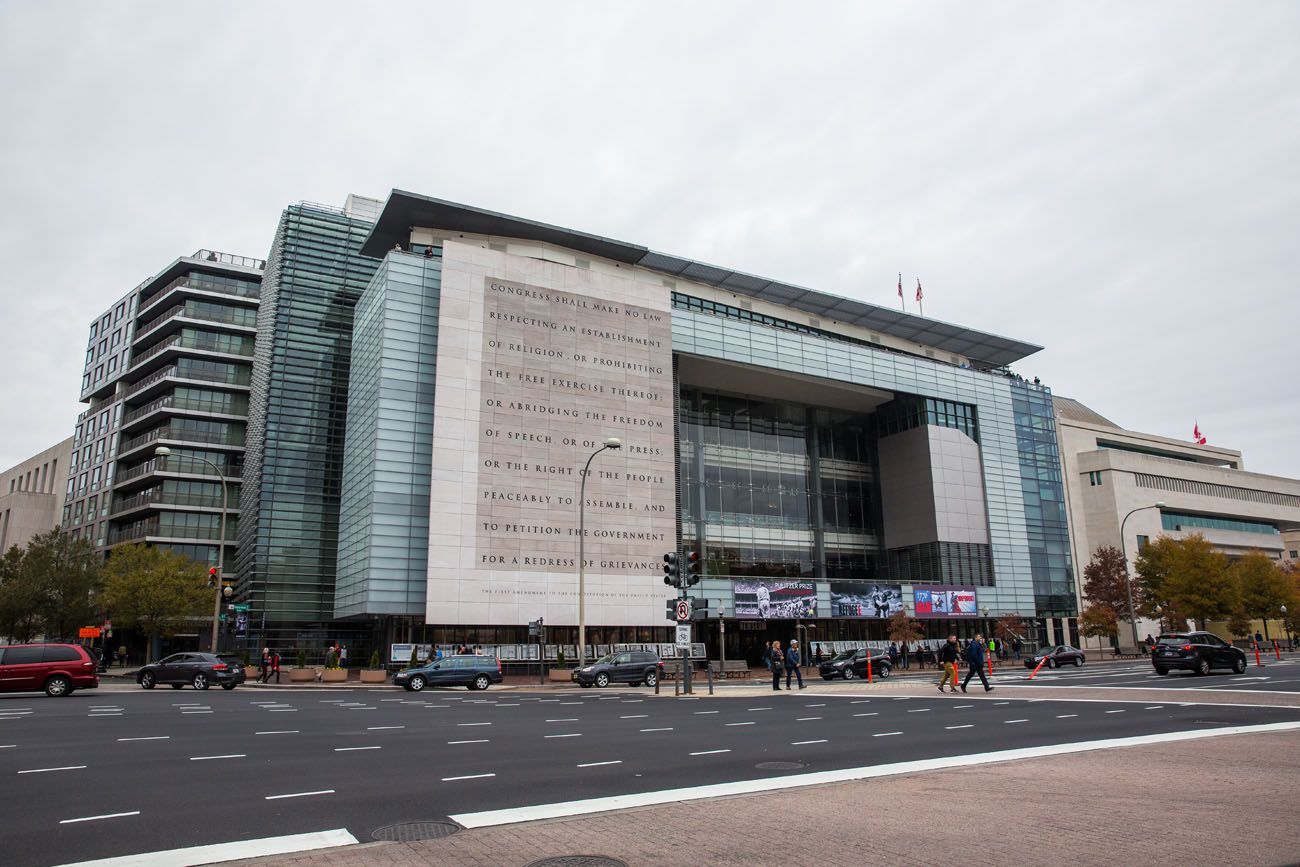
[898,272,905,313]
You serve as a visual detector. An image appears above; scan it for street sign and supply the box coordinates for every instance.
[674,599,691,622]
[78,626,101,639]
[675,624,691,648]
[232,603,250,612]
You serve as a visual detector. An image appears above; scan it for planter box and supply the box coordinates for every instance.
[288,668,315,683]
[320,669,347,683]
[359,670,388,683]
[548,669,573,682]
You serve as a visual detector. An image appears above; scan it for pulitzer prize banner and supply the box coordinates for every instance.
[734,579,817,619]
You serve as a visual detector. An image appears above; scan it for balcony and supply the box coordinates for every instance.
[120,364,251,403]
[134,302,257,349]
[136,273,261,319]
[120,393,247,435]
[127,333,254,377]
[118,425,245,460]
[113,457,242,492]
[107,518,239,547]
[110,487,237,518]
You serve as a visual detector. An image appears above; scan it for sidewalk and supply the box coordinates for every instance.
[238,729,1300,866]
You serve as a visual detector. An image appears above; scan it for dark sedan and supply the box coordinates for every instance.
[1152,631,1247,676]
[137,652,246,691]
[1024,645,1086,669]
[818,649,892,680]
[393,655,503,691]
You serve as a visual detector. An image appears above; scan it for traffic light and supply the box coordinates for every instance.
[686,550,702,587]
[207,567,219,588]
[665,600,679,622]
[691,596,711,621]
[663,552,679,587]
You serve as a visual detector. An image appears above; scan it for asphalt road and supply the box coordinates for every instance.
[2,684,1298,866]
[987,654,1300,692]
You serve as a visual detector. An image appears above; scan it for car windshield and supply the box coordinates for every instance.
[593,654,615,664]
[830,651,856,663]
[1157,636,1189,646]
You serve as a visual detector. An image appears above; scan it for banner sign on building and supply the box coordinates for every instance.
[829,582,904,618]
[734,579,817,619]
[913,585,978,617]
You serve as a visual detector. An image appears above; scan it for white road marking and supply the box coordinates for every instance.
[546,719,580,723]
[726,722,756,727]
[1105,709,1126,714]
[804,704,826,707]
[181,711,212,715]
[89,713,123,717]
[448,739,490,745]
[906,709,931,713]
[873,732,903,737]
[850,700,871,704]
[190,754,245,761]
[560,702,583,705]
[690,749,730,756]
[0,745,15,749]
[18,765,85,774]
[544,733,582,738]
[334,746,381,752]
[621,700,644,704]
[992,702,1009,706]
[577,760,622,767]
[457,722,491,726]
[496,704,520,707]
[953,705,973,709]
[268,709,298,713]
[447,721,1300,830]
[795,717,822,721]
[747,707,772,711]
[640,728,673,732]
[265,790,335,800]
[1056,714,1078,719]
[1004,720,1028,724]
[1145,706,1165,710]
[441,773,495,781]
[59,811,140,825]
[256,731,299,735]
[367,726,404,731]
[620,715,648,719]
[694,711,719,715]
[118,736,169,742]
[853,712,878,717]
[791,739,827,745]
[945,724,974,730]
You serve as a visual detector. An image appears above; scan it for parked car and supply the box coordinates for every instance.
[136,652,246,690]
[1024,645,1086,669]
[818,649,892,681]
[394,655,503,691]
[1152,631,1247,676]
[572,650,664,688]
[0,643,100,697]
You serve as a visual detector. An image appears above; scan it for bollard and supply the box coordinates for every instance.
[1028,657,1048,680]
[706,662,714,696]
[987,652,993,677]
[867,656,873,683]
[1253,642,1264,667]
[1274,640,1283,661]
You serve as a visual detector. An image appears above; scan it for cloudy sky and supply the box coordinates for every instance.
[1,2,1296,477]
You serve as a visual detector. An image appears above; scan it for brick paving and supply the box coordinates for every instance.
[239,730,1300,867]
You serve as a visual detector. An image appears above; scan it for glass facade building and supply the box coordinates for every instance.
[237,202,380,626]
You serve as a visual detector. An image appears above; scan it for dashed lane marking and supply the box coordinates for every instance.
[577,760,622,768]
[872,732,902,737]
[441,773,495,781]
[118,736,169,742]
[18,765,85,774]
[256,731,299,735]
[945,725,973,730]
[1056,714,1078,719]
[190,754,245,761]
[791,739,827,745]
[795,717,822,721]
[265,790,335,800]
[544,733,582,738]
[725,722,755,727]
[448,739,490,745]
[690,749,730,756]
[367,726,404,731]
[334,746,381,752]
[59,811,140,825]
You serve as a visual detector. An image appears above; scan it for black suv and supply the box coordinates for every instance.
[137,652,246,690]
[818,649,892,681]
[572,650,663,688]
[1152,631,1247,676]
[393,655,503,691]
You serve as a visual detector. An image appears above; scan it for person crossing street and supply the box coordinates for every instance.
[937,635,959,693]
[962,632,993,692]
[785,639,806,690]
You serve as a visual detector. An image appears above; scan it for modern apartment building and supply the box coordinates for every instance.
[0,438,73,552]
[65,251,264,582]
[326,190,1077,660]
[1055,396,1300,646]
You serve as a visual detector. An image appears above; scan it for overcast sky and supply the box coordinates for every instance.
[1,2,1296,478]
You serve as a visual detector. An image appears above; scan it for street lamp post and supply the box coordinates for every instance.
[577,437,622,669]
[1281,604,1289,650]
[155,446,229,653]
[1119,501,1166,650]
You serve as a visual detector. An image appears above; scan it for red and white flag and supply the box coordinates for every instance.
[916,278,923,303]
[1193,422,1207,445]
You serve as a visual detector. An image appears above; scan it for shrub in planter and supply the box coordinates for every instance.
[295,648,307,669]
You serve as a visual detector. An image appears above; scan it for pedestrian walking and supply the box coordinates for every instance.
[760,641,772,671]
[937,635,959,693]
[962,633,993,693]
[785,640,806,690]
[339,644,348,667]
[814,644,823,665]
[1012,637,1022,660]
[259,646,270,683]
[770,641,785,691]
[888,642,899,668]
[270,649,281,684]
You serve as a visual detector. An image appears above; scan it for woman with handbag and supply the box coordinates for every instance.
[770,640,785,691]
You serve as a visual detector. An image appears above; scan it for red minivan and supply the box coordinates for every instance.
[0,643,100,696]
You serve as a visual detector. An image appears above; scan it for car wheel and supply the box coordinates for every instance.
[595,672,610,688]
[1232,656,1247,674]
[44,676,72,697]
[1195,656,1211,676]
[1047,658,1056,669]
[645,670,659,688]
[1073,657,1083,667]
[409,675,426,692]
[140,672,156,690]
[193,673,210,690]
[877,665,892,680]
[474,674,491,691]
[170,683,184,689]
[841,668,855,680]
[1155,666,1169,675]
[222,683,237,690]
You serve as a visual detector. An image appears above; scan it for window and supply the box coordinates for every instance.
[115,302,125,321]
[2,646,43,665]
[111,329,121,347]
[43,646,83,662]
[1088,471,1103,486]
[1136,535,1149,551]
[1160,511,1279,536]
[108,356,117,373]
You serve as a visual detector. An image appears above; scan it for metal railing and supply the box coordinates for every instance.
[119,425,244,454]
[115,457,241,484]
[108,519,237,546]
[137,301,258,341]
[137,275,261,317]
[110,487,232,516]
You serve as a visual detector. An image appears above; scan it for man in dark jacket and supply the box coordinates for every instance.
[937,635,959,693]
[962,633,993,693]
[785,640,806,690]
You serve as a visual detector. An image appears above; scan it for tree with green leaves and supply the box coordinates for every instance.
[1134,536,1184,629]
[1079,604,1119,650]
[100,544,210,663]
[0,544,42,642]
[1137,534,1233,630]
[1232,550,1298,642]
[886,610,923,645]
[0,530,102,642]
[1083,546,1131,613]
[1225,611,1254,640]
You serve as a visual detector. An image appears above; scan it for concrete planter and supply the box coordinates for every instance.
[321,669,347,683]
[547,669,573,683]
[288,668,315,683]
[360,670,388,683]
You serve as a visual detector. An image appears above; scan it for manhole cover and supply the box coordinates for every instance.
[371,821,460,842]
[524,858,628,867]
[756,761,807,771]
